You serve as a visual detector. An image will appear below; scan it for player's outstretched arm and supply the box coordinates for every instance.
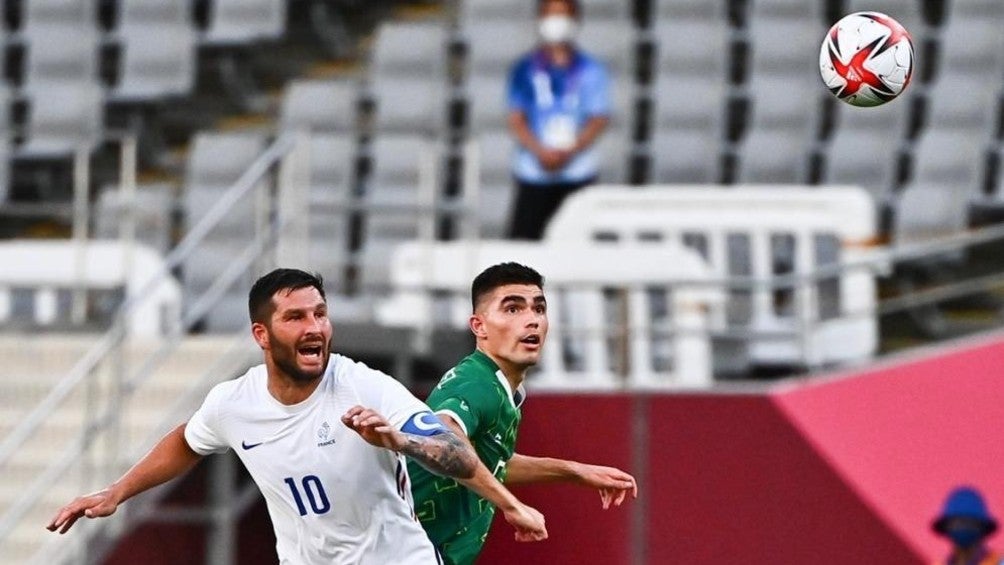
[342,406,548,542]
[506,453,638,509]
[46,424,202,534]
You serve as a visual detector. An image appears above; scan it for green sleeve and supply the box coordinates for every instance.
[426,375,496,439]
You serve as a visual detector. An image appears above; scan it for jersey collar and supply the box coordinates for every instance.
[471,350,526,410]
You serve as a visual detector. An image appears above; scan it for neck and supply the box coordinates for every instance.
[543,43,573,67]
[477,347,527,392]
[265,359,324,405]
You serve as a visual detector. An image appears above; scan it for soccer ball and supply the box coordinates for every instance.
[819,11,914,107]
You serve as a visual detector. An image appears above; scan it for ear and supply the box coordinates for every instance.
[469,313,488,340]
[251,322,270,350]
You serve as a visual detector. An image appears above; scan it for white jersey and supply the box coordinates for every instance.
[185,354,442,565]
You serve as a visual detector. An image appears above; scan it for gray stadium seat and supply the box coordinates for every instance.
[950,0,1004,16]
[746,73,823,131]
[22,0,92,24]
[750,0,823,19]
[95,183,175,253]
[909,129,987,192]
[651,127,720,183]
[460,0,534,23]
[846,0,922,36]
[186,133,267,188]
[464,21,535,77]
[652,75,726,131]
[737,128,812,183]
[748,16,826,77]
[580,0,633,22]
[307,134,355,204]
[824,129,901,201]
[654,17,729,77]
[472,130,517,237]
[370,22,448,79]
[370,76,448,134]
[202,0,286,45]
[110,26,197,101]
[17,83,104,158]
[893,183,970,244]
[576,20,635,74]
[466,73,511,132]
[655,0,725,20]
[22,26,100,87]
[360,135,441,292]
[305,134,356,292]
[938,18,1004,76]
[594,125,631,184]
[280,79,358,132]
[924,74,1001,129]
[118,0,188,24]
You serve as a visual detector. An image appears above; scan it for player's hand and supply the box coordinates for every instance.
[46,488,120,534]
[502,502,548,542]
[574,464,638,509]
[536,148,569,171]
[341,405,406,451]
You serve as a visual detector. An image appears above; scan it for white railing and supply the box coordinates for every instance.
[544,185,880,370]
[377,239,722,388]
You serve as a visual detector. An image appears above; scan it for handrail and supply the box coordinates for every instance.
[0,133,297,475]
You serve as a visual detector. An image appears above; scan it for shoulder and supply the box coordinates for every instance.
[575,51,609,78]
[510,52,538,77]
[204,364,262,407]
[331,353,395,385]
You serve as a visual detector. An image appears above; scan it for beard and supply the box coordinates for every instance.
[270,337,328,382]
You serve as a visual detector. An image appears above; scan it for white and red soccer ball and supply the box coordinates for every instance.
[819,11,915,107]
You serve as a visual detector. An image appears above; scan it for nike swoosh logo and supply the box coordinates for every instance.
[241,441,263,450]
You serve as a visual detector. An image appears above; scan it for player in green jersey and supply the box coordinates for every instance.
[409,262,638,565]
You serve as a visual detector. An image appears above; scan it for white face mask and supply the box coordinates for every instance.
[538,15,578,45]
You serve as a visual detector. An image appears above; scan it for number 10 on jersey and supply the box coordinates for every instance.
[284,475,331,516]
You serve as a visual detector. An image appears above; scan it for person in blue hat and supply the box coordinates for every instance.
[932,486,1003,565]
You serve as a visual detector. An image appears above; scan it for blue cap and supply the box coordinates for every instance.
[933,486,999,535]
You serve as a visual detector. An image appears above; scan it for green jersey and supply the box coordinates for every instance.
[409,350,525,565]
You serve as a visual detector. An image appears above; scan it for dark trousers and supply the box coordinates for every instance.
[507,177,596,240]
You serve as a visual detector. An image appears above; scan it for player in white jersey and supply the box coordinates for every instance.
[48,269,547,564]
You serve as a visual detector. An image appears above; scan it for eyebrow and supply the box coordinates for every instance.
[499,295,547,306]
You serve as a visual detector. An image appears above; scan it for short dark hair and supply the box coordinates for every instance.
[471,262,544,311]
[248,268,326,323]
[538,0,581,18]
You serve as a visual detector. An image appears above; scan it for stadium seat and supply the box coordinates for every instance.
[745,73,823,131]
[459,0,535,23]
[470,130,517,237]
[110,26,197,102]
[576,20,636,75]
[360,135,442,292]
[16,83,104,158]
[306,134,356,203]
[653,17,729,78]
[304,134,356,293]
[465,73,510,132]
[280,79,358,133]
[937,18,1004,76]
[893,183,970,244]
[824,129,902,201]
[370,76,448,134]
[947,0,1004,17]
[909,129,988,192]
[748,16,826,77]
[654,0,725,20]
[594,124,631,184]
[21,25,100,87]
[651,127,721,183]
[202,0,287,45]
[579,0,633,22]
[652,75,725,132]
[462,20,535,77]
[736,128,812,183]
[117,0,189,25]
[749,0,823,19]
[22,0,93,24]
[924,74,1001,130]
[846,0,922,36]
[95,183,175,253]
[370,22,449,79]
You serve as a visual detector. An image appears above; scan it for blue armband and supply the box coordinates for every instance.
[401,412,448,436]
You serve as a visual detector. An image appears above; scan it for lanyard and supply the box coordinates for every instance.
[529,50,582,110]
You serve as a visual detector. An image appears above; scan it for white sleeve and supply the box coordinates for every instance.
[355,363,431,430]
[184,384,230,455]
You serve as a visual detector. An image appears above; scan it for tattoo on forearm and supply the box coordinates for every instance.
[400,431,477,479]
